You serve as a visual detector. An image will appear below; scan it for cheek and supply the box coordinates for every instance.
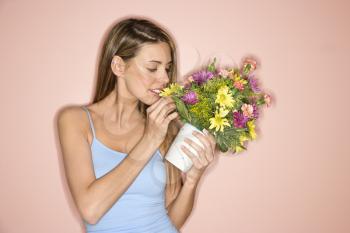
[125,69,160,104]
[139,74,153,87]
[126,69,153,93]
[133,63,154,86]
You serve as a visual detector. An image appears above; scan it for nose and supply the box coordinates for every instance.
[159,68,170,84]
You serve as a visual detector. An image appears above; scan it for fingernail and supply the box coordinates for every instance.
[203,129,208,135]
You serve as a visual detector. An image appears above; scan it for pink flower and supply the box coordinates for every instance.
[233,111,249,128]
[241,103,254,118]
[181,75,194,88]
[192,70,214,85]
[264,94,271,107]
[233,80,245,91]
[181,91,199,105]
[218,68,229,78]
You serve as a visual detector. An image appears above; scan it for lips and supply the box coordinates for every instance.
[149,86,165,95]
[149,89,162,94]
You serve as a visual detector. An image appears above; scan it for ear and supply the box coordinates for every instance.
[111,55,126,78]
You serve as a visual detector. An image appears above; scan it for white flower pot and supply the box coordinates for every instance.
[165,123,206,172]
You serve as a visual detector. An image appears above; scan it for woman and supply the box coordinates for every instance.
[57,17,218,233]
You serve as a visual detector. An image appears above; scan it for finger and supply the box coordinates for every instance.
[192,131,213,155]
[148,96,174,116]
[149,99,174,121]
[196,131,215,162]
[163,111,179,125]
[183,138,209,166]
[202,130,217,157]
[181,144,202,168]
[146,96,164,113]
[155,102,177,122]
[205,130,216,147]
[156,97,175,114]
[202,132,216,159]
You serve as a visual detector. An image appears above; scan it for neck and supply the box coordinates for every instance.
[97,84,144,129]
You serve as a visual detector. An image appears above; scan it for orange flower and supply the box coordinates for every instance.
[241,57,258,75]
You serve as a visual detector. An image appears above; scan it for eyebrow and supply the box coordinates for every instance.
[148,60,173,64]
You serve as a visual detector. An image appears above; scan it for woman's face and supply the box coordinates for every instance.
[120,42,173,105]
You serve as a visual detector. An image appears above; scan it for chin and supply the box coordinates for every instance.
[138,90,161,105]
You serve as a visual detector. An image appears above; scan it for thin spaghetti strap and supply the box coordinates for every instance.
[81,106,96,139]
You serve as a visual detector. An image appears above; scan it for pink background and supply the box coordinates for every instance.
[1,0,349,232]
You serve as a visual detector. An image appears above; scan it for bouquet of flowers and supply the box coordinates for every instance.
[159,57,272,172]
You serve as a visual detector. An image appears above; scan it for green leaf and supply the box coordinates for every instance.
[243,63,251,75]
[216,131,232,152]
[207,57,217,72]
[173,96,192,123]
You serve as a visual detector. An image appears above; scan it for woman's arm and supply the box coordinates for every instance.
[57,107,158,224]
[167,128,218,230]
[167,178,200,230]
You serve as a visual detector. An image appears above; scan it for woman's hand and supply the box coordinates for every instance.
[144,96,179,148]
[181,129,217,186]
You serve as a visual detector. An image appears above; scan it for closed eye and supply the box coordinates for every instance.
[148,68,157,72]
[147,68,171,73]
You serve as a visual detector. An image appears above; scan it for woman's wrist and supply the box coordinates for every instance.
[183,178,200,189]
[183,171,204,188]
[141,133,161,151]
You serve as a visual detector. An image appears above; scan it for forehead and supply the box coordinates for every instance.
[135,42,172,63]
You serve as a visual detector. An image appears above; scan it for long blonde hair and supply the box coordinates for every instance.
[91,17,183,206]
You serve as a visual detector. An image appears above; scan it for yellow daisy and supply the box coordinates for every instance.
[233,134,249,153]
[215,86,235,109]
[159,83,183,97]
[247,120,257,140]
[239,134,250,144]
[209,107,231,132]
[235,144,246,153]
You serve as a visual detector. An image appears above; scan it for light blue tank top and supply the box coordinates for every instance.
[81,106,179,233]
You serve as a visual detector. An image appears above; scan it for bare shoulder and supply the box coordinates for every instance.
[57,105,90,138]
[57,105,87,127]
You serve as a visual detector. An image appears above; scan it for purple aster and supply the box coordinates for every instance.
[248,74,261,93]
[181,91,199,105]
[192,70,214,85]
[233,111,249,128]
[252,102,259,119]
